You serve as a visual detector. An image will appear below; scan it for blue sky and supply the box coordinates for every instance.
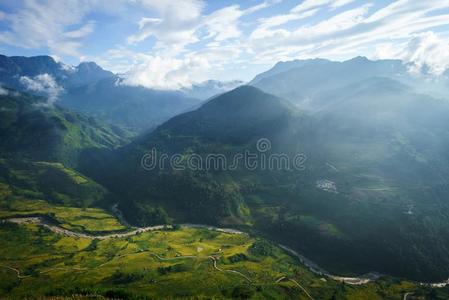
[1,0,449,89]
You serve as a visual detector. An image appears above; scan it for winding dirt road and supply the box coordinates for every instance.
[4,216,449,289]
[403,292,414,300]
[0,265,30,279]
[208,256,251,282]
[276,276,314,300]
[4,217,244,240]
[0,264,87,279]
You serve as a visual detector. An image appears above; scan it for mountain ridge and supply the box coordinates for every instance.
[88,77,449,281]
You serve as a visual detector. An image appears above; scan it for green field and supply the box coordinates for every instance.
[0,222,314,299]
[0,199,126,233]
[1,208,448,299]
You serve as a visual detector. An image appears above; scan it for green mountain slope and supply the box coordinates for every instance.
[0,87,127,223]
[0,88,130,168]
[60,76,202,133]
[92,86,303,226]
[0,54,203,134]
[92,83,449,282]
[3,216,447,299]
[0,159,108,208]
[158,85,298,143]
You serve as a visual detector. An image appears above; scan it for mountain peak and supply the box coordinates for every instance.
[77,61,106,72]
[250,58,332,85]
[158,85,296,144]
[10,54,57,64]
[203,85,287,110]
[215,85,265,97]
[0,54,61,75]
[181,79,244,100]
[346,56,369,63]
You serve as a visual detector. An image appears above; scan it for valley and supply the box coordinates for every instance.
[2,49,449,298]
[1,203,448,299]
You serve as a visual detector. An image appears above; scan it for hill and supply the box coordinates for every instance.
[3,213,446,299]
[158,85,298,143]
[90,81,449,282]
[60,76,202,133]
[0,88,129,168]
[181,79,243,100]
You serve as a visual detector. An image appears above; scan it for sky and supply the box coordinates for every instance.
[1,0,449,90]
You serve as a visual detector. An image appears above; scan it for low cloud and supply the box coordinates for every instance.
[0,86,8,96]
[19,74,64,105]
[122,55,209,90]
[402,32,449,76]
[374,32,449,76]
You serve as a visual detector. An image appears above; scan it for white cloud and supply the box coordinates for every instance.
[127,1,262,48]
[243,0,283,14]
[298,4,371,37]
[0,86,8,96]
[0,0,98,58]
[63,21,96,39]
[250,4,371,51]
[291,0,356,13]
[382,32,449,76]
[256,8,319,30]
[122,1,273,88]
[255,0,355,32]
[330,0,357,9]
[4,0,449,85]
[122,55,210,90]
[137,0,203,21]
[291,0,330,13]
[19,74,64,105]
[127,0,203,50]
[202,5,243,41]
[246,0,449,71]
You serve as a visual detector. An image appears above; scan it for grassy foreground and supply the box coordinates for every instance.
[1,207,449,299]
[0,199,126,233]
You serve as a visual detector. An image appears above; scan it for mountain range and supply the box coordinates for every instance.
[2,54,449,285]
[0,54,113,89]
[0,55,242,133]
[250,56,449,109]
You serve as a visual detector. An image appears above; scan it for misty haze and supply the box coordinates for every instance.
[1,1,449,299]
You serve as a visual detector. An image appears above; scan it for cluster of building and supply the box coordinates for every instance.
[316,179,338,193]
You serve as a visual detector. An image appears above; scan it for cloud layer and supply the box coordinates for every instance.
[20,74,63,105]
[1,0,449,89]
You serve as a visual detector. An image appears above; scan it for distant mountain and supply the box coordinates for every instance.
[60,76,202,133]
[249,58,331,85]
[0,54,203,133]
[64,61,114,88]
[0,87,129,168]
[250,56,412,109]
[0,54,113,89]
[181,79,243,100]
